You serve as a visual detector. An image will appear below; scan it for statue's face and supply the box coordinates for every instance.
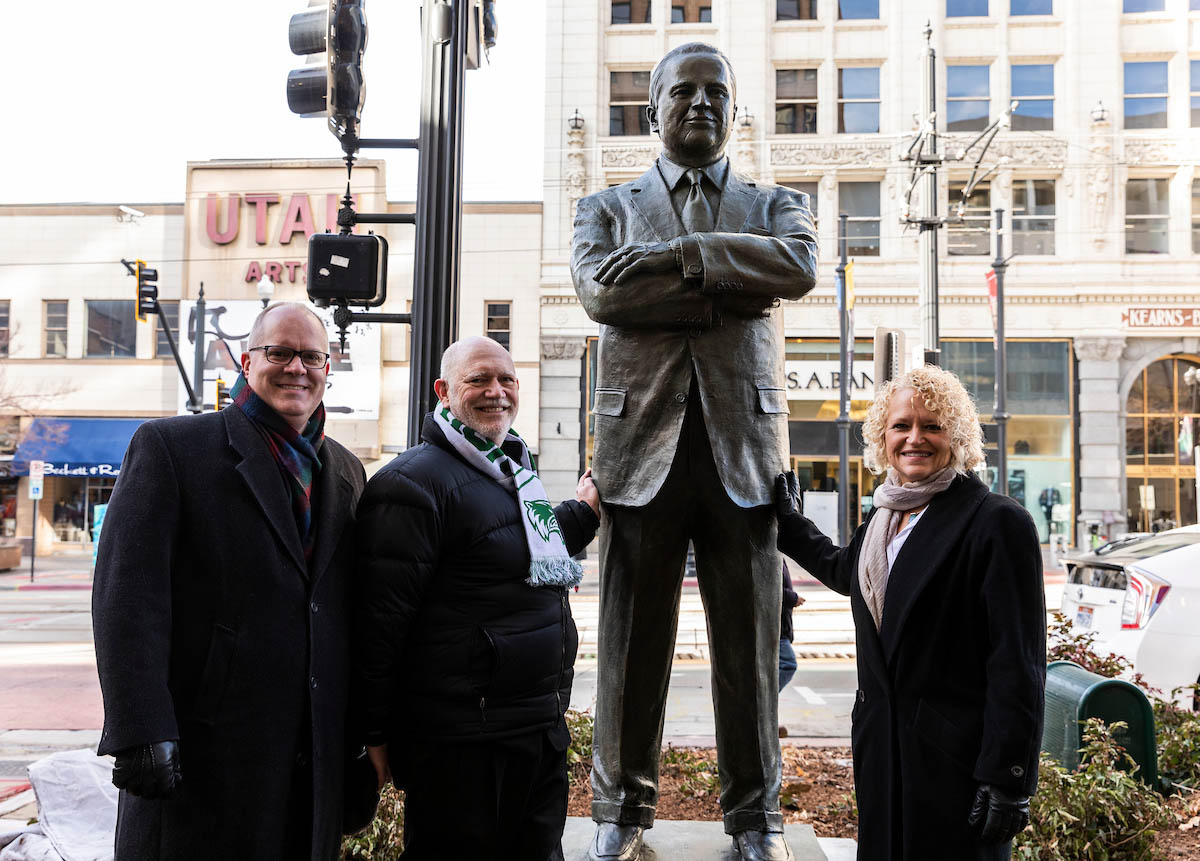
[649,53,736,167]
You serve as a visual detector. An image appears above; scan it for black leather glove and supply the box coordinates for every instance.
[774,471,803,519]
[968,783,1030,843]
[112,740,182,799]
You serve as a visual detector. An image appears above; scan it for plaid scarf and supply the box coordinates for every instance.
[231,373,325,561]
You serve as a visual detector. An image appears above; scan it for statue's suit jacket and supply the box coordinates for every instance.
[571,164,818,507]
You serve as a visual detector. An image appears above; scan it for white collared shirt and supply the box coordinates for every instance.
[886,508,924,572]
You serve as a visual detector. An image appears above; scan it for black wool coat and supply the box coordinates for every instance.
[354,415,599,765]
[93,406,365,861]
[777,473,1046,861]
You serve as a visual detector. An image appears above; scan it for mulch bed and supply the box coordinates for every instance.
[568,746,1200,857]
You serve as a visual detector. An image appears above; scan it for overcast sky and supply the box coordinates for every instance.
[4,0,545,205]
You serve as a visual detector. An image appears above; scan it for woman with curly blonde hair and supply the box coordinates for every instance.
[774,364,1045,861]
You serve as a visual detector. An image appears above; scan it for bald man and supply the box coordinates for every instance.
[354,337,601,860]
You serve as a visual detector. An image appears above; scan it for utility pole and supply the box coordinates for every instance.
[407,0,472,446]
[836,214,852,545]
[900,23,1016,370]
[990,208,1010,496]
[917,22,940,367]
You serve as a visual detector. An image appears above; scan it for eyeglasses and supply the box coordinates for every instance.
[248,346,330,369]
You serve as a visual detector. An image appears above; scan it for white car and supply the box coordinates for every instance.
[1059,528,1200,710]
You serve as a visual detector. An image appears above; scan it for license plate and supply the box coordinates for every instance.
[1075,606,1093,629]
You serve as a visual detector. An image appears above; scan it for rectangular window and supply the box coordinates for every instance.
[948,181,991,256]
[609,71,652,136]
[0,301,8,358]
[1123,0,1164,11]
[44,301,68,358]
[155,301,181,358]
[1192,60,1199,127]
[947,0,988,15]
[486,302,511,350]
[838,67,880,133]
[671,1,712,22]
[838,0,878,17]
[86,300,136,358]
[1011,64,1053,130]
[1125,178,1169,254]
[1011,0,1051,12]
[783,181,819,229]
[776,69,819,134]
[1124,61,1168,129]
[947,65,990,131]
[1012,179,1055,255]
[611,0,650,24]
[777,0,817,19]
[1193,179,1200,254]
[840,181,880,256]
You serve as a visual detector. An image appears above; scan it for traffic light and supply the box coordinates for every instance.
[287,0,368,139]
[215,378,232,411]
[135,259,159,322]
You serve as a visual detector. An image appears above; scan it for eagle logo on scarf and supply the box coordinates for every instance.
[524,500,562,542]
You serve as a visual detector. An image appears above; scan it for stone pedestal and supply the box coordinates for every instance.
[560,817,833,860]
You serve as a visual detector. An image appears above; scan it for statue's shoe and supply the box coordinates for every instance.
[732,829,794,861]
[587,823,645,861]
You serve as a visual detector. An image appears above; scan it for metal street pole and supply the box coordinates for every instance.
[837,213,851,545]
[407,0,470,446]
[918,22,941,367]
[992,208,1010,497]
[29,498,37,582]
[192,284,207,414]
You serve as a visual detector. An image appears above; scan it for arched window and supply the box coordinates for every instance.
[1125,355,1200,532]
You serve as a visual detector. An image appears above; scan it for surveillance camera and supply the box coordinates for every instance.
[118,205,145,219]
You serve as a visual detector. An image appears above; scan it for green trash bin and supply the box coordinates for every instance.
[1042,660,1158,787]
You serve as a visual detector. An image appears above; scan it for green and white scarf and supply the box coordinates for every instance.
[434,406,583,588]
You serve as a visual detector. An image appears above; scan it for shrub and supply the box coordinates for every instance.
[340,784,405,860]
[565,708,594,786]
[660,744,720,798]
[1016,719,1172,860]
[1152,685,1200,789]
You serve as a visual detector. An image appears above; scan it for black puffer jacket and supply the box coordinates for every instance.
[355,415,599,749]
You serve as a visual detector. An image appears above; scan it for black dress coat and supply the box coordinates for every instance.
[777,473,1046,860]
[93,405,365,860]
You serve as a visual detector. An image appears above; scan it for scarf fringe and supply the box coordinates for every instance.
[526,556,584,588]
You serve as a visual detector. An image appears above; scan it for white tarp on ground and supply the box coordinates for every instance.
[0,750,115,861]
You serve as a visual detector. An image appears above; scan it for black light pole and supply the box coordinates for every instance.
[837,213,852,544]
[191,285,207,414]
[991,208,1010,497]
[407,0,471,446]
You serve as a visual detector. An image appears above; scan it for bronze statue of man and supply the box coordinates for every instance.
[571,42,818,861]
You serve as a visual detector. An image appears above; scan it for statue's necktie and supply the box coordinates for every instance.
[681,168,715,233]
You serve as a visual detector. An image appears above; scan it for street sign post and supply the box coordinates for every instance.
[28,461,43,582]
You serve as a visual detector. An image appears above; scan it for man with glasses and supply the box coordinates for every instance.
[93,302,366,860]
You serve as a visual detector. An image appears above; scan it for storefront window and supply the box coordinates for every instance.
[1125,355,1200,532]
[943,339,1074,543]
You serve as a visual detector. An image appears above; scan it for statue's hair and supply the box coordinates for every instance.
[861,364,986,476]
[246,302,327,349]
[648,42,737,109]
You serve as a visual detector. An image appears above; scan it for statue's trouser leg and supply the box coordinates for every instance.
[591,479,690,827]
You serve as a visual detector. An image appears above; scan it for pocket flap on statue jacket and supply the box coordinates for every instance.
[592,388,626,417]
[756,386,788,415]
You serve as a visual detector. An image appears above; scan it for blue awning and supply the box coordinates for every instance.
[11,418,148,477]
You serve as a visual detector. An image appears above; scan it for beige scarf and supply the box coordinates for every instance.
[858,467,957,631]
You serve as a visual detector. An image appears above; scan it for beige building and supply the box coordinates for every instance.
[0,159,544,555]
[537,0,1200,545]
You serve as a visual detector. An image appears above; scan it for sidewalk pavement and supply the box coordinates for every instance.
[0,552,94,591]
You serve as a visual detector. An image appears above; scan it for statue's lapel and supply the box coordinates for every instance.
[716,173,760,233]
[626,166,684,241]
